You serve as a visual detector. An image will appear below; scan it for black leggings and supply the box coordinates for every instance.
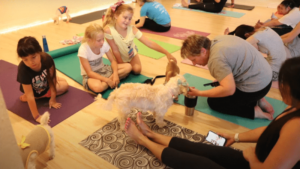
[136,18,171,32]
[162,137,249,169]
[188,0,227,13]
[271,26,293,36]
[207,81,272,119]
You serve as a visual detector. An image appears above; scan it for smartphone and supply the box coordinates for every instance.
[205,131,227,146]
[203,82,220,87]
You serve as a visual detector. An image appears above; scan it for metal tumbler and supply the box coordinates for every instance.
[184,94,198,116]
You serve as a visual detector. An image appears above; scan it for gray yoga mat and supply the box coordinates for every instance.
[0,60,95,127]
[67,9,106,24]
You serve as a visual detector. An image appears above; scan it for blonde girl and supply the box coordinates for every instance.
[103,1,177,74]
[78,23,131,93]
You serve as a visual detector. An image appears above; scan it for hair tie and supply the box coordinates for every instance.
[111,0,125,12]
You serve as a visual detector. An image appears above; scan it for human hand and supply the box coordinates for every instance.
[218,133,235,147]
[113,74,120,87]
[49,98,62,109]
[187,87,200,96]
[167,54,177,63]
[254,20,263,29]
[106,78,116,88]
[243,146,256,162]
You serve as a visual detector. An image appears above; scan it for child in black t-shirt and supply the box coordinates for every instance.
[17,36,69,123]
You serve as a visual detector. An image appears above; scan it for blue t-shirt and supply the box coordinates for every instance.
[140,2,171,25]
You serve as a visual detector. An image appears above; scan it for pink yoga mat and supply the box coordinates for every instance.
[0,60,95,127]
[140,26,210,40]
[181,58,279,89]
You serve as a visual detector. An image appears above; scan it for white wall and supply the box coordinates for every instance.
[0,0,131,34]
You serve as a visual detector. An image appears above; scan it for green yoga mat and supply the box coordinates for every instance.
[134,39,181,59]
[173,6,245,18]
[176,73,287,129]
[47,44,151,99]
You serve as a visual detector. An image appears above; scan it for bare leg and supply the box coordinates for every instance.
[137,112,172,147]
[130,54,142,74]
[87,78,109,93]
[66,9,71,23]
[117,63,132,79]
[125,118,166,161]
[224,28,229,35]
[181,0,190,7]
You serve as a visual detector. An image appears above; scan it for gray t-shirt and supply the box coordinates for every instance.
[207,35,272,92]
[252,27,286,74]
[286,36,300,58]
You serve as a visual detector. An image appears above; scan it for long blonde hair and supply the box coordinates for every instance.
[82,23,104,43]
[103,4,134,28]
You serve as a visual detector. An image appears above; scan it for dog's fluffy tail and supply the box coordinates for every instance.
[103,90,117,111]
[40,111,50,125]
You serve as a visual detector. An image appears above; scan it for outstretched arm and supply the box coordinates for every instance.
[104,26,124,63]
[133,26,177,62]
[281,22,300,43]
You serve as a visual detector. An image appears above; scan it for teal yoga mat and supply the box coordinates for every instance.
[173,6,245,18]
[47,45,151,99]
[176,73,287,129]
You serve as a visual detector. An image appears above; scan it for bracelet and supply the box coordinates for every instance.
[234,133,239,142]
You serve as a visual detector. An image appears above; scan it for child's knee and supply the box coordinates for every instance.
[132,65,141,74]
[92,82,108,93]
[125,63,132,73]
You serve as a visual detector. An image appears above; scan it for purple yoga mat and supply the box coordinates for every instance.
[140,26,210,40]
[0,60,95,127]
[181,58,279,89]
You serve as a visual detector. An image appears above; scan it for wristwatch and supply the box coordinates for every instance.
[234,133,240,142]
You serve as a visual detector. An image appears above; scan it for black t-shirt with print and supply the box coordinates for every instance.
[17,53,54,97]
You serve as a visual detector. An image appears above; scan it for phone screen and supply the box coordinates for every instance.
[205,131,226,146]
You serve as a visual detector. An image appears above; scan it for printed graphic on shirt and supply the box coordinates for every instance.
[89,57,103,67]
[32,69,48,94]
[152,2,168,15]
[58,6,67,14]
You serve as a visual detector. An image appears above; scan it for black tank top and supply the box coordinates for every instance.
[256,108,300,168]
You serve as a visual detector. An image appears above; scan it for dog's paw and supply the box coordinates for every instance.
[156,122,167,128]
[49,155,55,160]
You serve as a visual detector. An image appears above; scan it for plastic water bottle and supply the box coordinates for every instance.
[42,35,49,52]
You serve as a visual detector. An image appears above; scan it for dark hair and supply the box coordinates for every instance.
[229,25,255,40]
[17,36,42,57]
[17,36,57,90]
[278,57,300,103]
[280,0,296,9]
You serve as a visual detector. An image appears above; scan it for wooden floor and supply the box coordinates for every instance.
[0,1,282,168]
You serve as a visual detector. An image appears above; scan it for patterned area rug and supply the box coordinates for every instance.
[79,110,210,169]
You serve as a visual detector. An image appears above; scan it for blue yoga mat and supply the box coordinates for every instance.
[176,73,287,129]
[173,6,245,18]
[47,44,151,99]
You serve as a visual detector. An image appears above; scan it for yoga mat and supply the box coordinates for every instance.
[67,9,106,24]
[80,110,225,169]
[140,26,210,40]
[173,6,245,18]
[225,3,255,10]
[0,60,95,127]
[175,73,287,129]
[134,39,181,59]
[47,45,151,99]
[181,58,279,89]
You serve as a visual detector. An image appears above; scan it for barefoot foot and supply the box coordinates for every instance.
[258,98,274,115]
[125,118,148,145]
[181,0,189,7]
[254,106,273,120]
[137,112,154,138]
[224,27,229,35]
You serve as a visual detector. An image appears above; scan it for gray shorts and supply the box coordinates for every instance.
[82,65,113,91]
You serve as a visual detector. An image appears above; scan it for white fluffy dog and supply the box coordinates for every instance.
[19,112,55,169]
[104,75,189,129]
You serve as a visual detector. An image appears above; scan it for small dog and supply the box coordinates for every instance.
[53,6,71,24]
[19,112,55,169]
[103,75,189,129]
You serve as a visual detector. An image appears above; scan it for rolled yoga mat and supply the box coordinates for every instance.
[66,9,106,24]
[181,58,279,89]
[140,26,210,40]
[0,60,95,127]
[176,73,287,129]
[47,44,151,99]
[173,5,245,18]
[225,3,255,10]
